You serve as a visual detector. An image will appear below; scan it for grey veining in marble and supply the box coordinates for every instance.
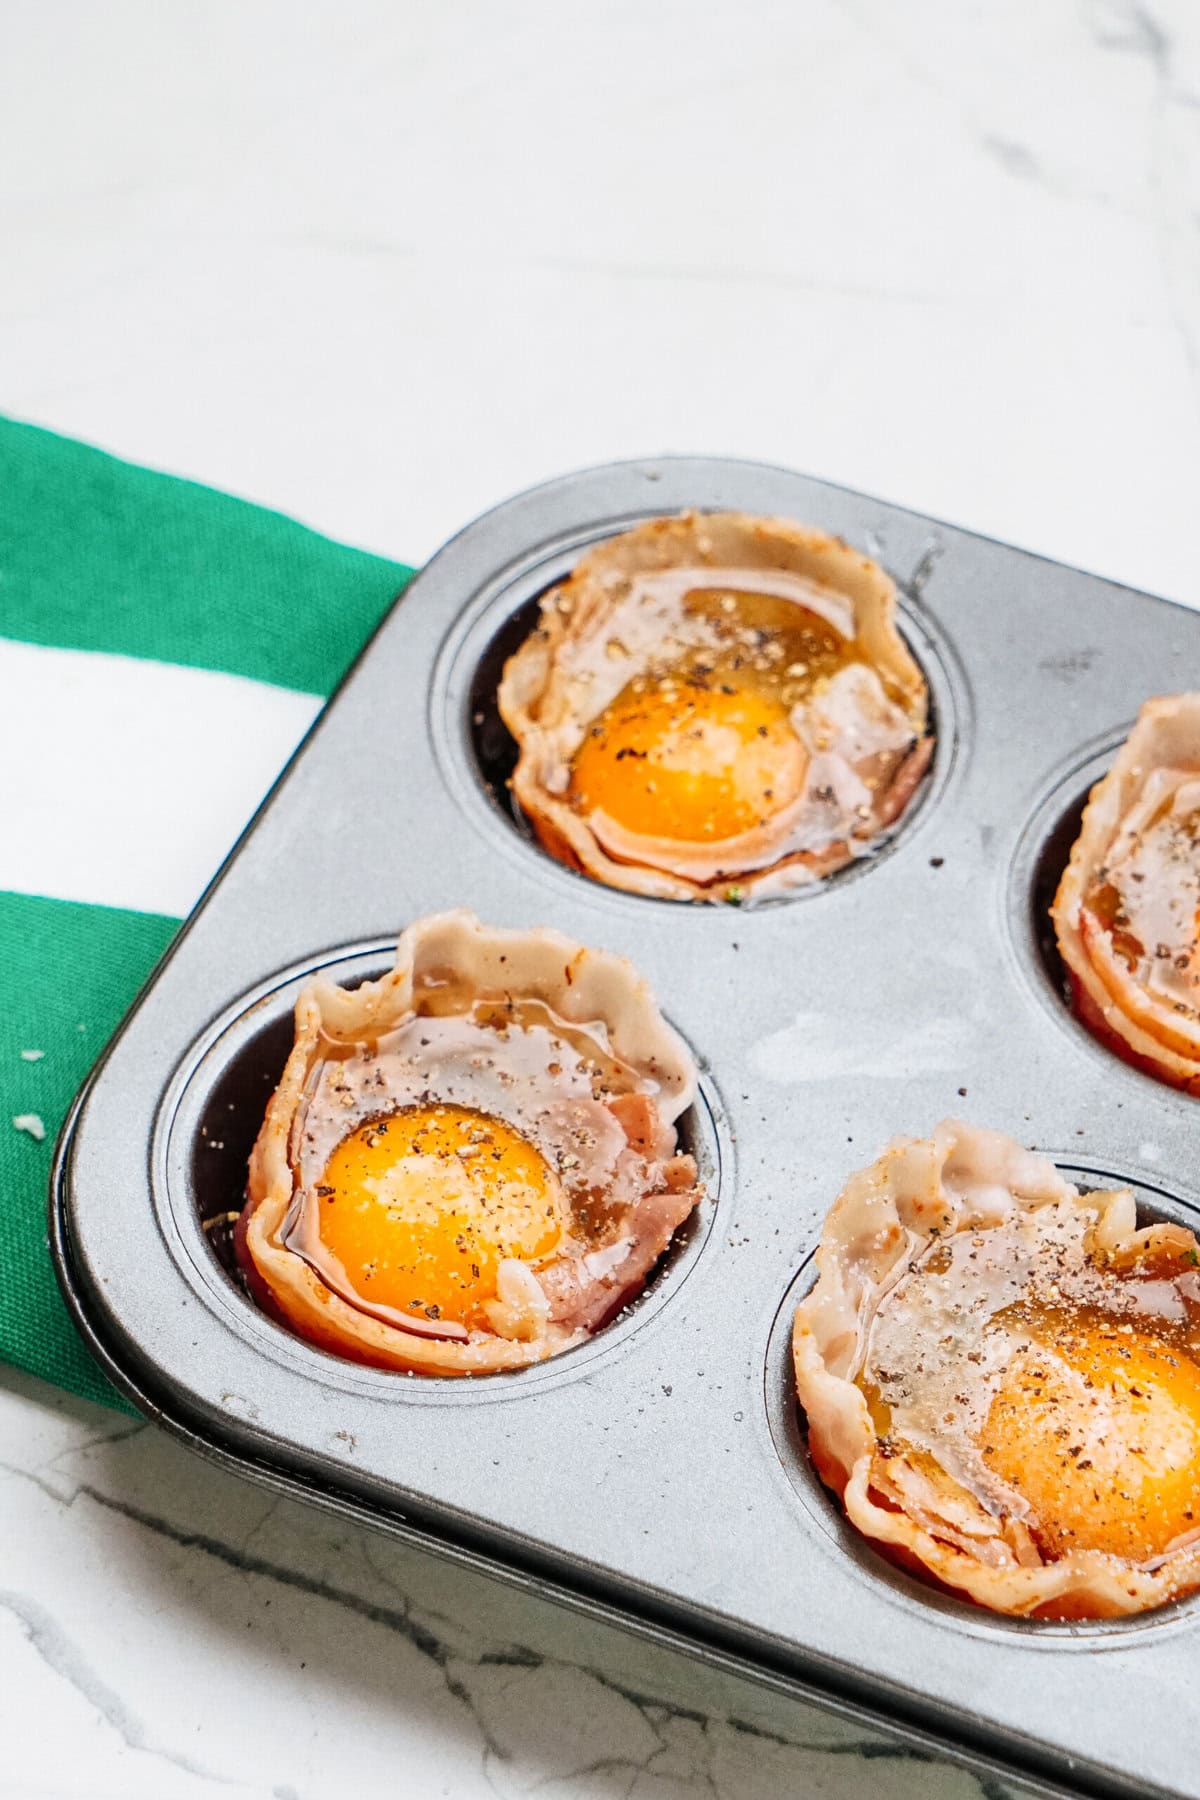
[0,1372,1032,1799]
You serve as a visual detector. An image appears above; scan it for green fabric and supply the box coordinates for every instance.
[0,895,177,1411]
[0,416,413,1409]
[0,415,406,694]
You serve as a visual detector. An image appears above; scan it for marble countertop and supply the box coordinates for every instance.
[2,2,1197,1794]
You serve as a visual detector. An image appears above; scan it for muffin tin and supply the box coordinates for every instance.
[51,458,1200,1799]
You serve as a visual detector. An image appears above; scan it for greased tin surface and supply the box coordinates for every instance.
[51,459,1200,1799]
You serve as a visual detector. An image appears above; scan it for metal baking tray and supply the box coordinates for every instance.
[50,458,1200,1799]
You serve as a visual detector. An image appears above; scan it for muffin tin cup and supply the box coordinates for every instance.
[431,507,966,909]
[154,942,731,1404]
[50,458,1200,1800]
[762,1161,1200,1654]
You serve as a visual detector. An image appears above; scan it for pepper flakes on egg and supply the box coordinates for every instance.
[238,911,702,1375]
[498,511,932,903]
[793,1120,1200,1619]
[1053,693,1200,1093]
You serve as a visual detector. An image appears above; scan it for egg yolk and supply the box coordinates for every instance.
[982,1319,1200,1562]
[570,677,807,843]
[315,1104,562,1330]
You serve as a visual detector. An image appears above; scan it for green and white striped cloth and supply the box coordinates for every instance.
[0,416,412,1407]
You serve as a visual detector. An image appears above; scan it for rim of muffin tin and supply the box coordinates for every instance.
[759,1153,1200,1649]
[1005,725,1200,1110]
[427,508,969,913]
[151,940,733,1407]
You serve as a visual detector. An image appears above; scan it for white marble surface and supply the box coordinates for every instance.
[2,1,1199,1794]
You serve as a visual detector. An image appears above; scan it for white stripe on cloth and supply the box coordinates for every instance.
[0,638,320,916]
